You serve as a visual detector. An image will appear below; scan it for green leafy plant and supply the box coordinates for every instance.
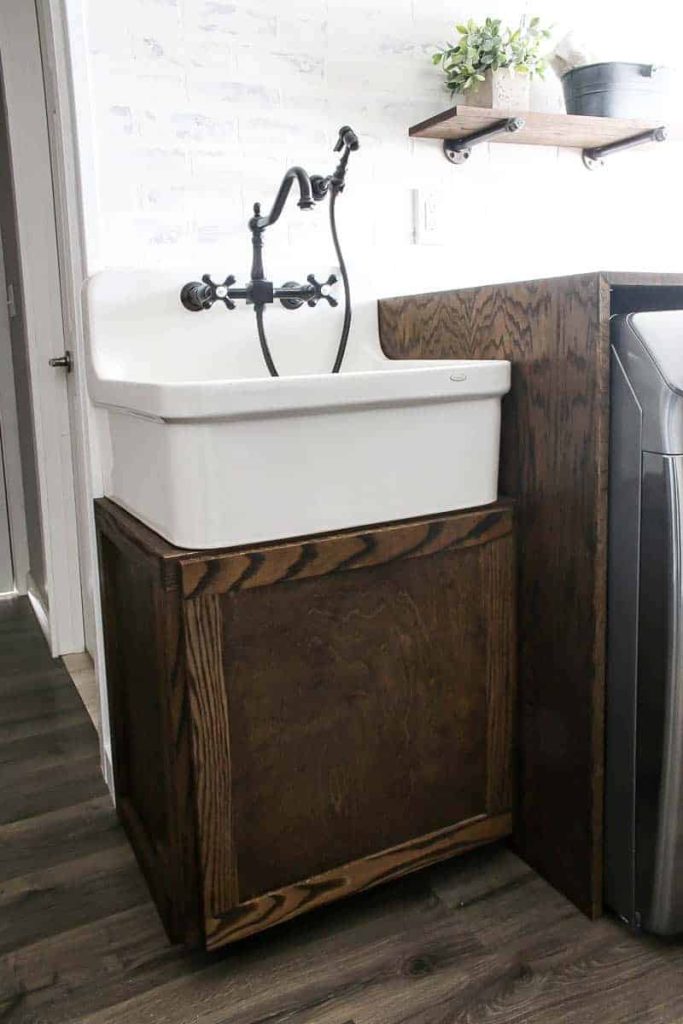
[432,16,551,95]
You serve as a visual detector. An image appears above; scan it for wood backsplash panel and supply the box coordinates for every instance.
[379,274,608,916]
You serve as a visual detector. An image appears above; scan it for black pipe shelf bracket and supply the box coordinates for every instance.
[582,125,668,169]
[415,107,674,170]
[442,116,525,165]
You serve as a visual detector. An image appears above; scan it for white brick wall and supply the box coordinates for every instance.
[67,0,683,367]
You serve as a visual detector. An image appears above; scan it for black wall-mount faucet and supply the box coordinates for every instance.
[180,125,360,377]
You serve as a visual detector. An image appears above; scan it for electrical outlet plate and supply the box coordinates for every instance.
[412,189,447,246]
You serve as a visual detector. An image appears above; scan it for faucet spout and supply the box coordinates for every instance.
[250,166,314,233]
[248,166,314,282]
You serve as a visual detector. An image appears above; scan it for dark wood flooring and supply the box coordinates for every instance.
[2,595,683,1024]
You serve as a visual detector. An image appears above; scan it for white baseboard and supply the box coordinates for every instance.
[13,569,28,596]
[101,743,115,802]
[27,574,50,643]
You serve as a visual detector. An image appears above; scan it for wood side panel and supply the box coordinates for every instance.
[159,587,203,945]
[94,499,186,592]
[96,532,167,839]
[204,812,512,949]
[95,528,177,935]
[594,275,614,920]
[180,505,512,599]
[183,594,238,917]
[485,531,517,815]
[95,505,202,944]
[378,274,606,916]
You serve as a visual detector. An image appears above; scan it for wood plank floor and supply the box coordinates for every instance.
[2,595,683,1024]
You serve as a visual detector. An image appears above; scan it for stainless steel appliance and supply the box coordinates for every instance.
[607,310,683,934]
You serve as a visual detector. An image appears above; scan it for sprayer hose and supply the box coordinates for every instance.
[329,185,351,374]
[255,183,351,378]
[255,303,279,377]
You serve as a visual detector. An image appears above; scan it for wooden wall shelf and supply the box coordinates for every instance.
[410,105,679,167]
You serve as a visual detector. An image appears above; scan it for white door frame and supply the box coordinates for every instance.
[0,235,30,594]
[33,0,113,788]
[36,0,103,662]
[0,0,83,655]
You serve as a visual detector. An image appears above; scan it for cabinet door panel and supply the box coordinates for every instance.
[227,547,490,900]
[184,512,515,926]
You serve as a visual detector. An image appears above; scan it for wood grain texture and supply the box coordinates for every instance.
[98,530,173,929]
[485,531,517,815]
[0,749,103,825]
[0,845,147,957]
[180,504,512,599]
[97,500,516,949]
[5,595,683,1024]
[183,593,238,918]
[222,524,514,902]
[205,813,512,949]
[78,866,683,1024]
[96,512,203,944]
[379,273,607,916]
[161,586,204,946]
[0,795,117,883]
[95,498,186,591]
[409,105,683,148]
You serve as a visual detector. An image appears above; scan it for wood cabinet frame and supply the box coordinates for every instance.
[96,498,516,949]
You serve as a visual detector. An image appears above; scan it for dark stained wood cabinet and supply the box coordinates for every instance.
[378,270,683,919]
[96,498,517,949]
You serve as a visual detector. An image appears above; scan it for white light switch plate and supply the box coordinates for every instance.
[412,189,447,245]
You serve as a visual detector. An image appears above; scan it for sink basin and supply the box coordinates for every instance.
[85,271,511,549]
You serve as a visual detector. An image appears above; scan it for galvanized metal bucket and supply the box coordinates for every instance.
[561,62,673,119]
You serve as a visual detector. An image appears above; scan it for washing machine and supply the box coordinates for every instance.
[607,309,683,934]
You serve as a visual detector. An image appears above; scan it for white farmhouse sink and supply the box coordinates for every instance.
[85,271,511,550]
